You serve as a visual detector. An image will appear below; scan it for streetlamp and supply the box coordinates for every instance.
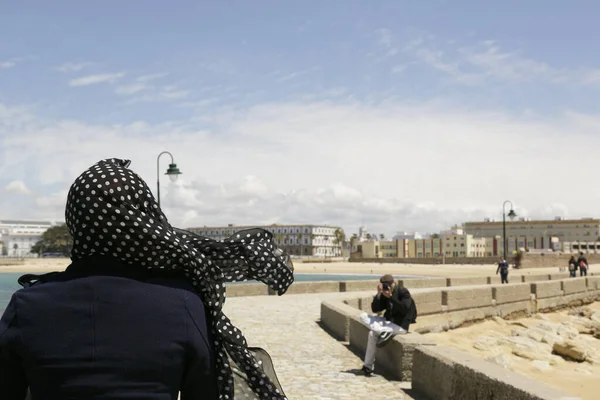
[502,200,517,258]
[156,151,182,208]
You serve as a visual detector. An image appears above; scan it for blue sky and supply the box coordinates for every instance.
[1,1,600,235]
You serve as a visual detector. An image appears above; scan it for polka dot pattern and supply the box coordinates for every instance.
[65,158,294,400]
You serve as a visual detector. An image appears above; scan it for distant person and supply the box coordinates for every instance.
[568,256,578,278]
[358,274,417,376]
[577,252,589,277]
[496,259,509,284]
[0,158,293,400]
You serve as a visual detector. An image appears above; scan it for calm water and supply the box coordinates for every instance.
[0,272,420,313]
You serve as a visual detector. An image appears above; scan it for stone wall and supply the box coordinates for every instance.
[412,346,577,400]
[350,257,500,265]
[520,253,600,268]
[320,277,596,399]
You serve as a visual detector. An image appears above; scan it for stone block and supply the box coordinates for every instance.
[348,313,370,354]
[561,278,587,295]
[446,277,489,287]
[320,301,359,341]
[275,281,339,295]
[225,283,268,297]
[398,277,448,289]
[520,274,550,283]
[412,290,443,316]
[548,272,570,281]
[587,276,600,291]
[446,307,495,329]
[343,298,360,309]
[531,281,562,299]
[339,280,379,293]
[492,283,532,304]
[412,345,580,400]
[495,301,532,318]
[442,287,493,312]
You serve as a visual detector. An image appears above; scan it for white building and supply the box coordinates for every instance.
[187,224,344,257]
[0,220,54,257]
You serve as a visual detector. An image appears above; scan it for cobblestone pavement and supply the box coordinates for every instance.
[223,291,418,400]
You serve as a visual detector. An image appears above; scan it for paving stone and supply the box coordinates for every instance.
[223,291,415,399]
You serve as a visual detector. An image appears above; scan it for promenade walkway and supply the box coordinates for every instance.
[223,290,417,400]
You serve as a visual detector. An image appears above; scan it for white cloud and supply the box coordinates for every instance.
[57,62,94,72]
[1,100,600,236]
[68,72,126,87]
[0,61,16,69]
[115,82,147,95]
[409,38,600,86]
[5,180,31,195]
[136,73,168,82]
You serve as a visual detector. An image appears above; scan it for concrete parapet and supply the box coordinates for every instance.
[587,276,600,291]
[521,274,550,283]
[271,281,339,295]
[226,283,267,297]
[412,291,443,316]
[399,277,448,289]
[320,301,360,341]
[442,287,493,312]
[446,277,488,287]
[561,278,587,295]
[339,280,379,293]
[548,272,570,281]
[412,345,580,400]
[531,281,562,299]
[347,312,435,381]
[487,275,502,285]
[343,298,360,309]
[359,296,374,311]
[493,283,532,304]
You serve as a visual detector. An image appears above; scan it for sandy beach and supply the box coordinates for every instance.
[0,258,583,279]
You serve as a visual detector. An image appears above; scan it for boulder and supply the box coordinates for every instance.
[568,307,594,318]
[591,312,600,324]
[501,336,556,363]
[531,360,551,371]
[473,336,499,351]
[553,340,588,361]
[557,323,580,339]
[486,354,511,369]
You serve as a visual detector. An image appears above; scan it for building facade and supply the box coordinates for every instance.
[464,217,600,253]
[187,224,344,257]
[0,220,54,257]
[352,228,501,259]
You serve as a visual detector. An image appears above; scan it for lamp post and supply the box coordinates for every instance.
[156,151,182,208]
[502,200,517,258]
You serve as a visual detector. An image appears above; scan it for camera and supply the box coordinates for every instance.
[382,282,391,291]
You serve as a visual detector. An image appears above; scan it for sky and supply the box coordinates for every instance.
[1,1,600,238]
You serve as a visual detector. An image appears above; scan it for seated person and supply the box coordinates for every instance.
[359,274,417,376]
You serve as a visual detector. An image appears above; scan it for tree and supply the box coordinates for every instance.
[31,224,73,256]
[366,233,372,240]
[431,233,440,239]
[379,233,385,240]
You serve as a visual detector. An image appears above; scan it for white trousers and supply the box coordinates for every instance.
[360,313,406,370]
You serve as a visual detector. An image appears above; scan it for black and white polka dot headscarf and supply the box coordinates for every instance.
[65,158,294,400]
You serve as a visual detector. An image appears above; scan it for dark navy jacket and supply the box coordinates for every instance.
[0,256,217,400]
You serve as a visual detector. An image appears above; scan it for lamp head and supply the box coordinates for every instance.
[165,163,182,182]
[508,209,517,221]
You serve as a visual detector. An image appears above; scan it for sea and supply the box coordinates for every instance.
[0,272,420,313]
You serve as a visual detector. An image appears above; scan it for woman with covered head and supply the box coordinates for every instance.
[0,158,294,400]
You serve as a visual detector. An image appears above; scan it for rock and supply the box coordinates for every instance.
[591,312,600,324]
[509,321,529,329]
[501,336,555,363]
[492,316,507,325]
[553,340,588,361]
[473,336,499,351]
[541,332,564,346]
[531,360,551,371]
[534,314,549,321]
[486,354,511,369]
[594,331,600,340]
[569,316,600,333]
[568,307,594,318]
[557,324,580,339]
[575,366,593,375]
[536,322,560,335]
